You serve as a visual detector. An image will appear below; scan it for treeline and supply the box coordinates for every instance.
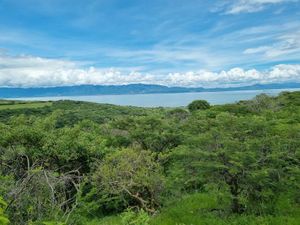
[0,92,299,225]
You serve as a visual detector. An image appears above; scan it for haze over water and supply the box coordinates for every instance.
[11,88,300,107]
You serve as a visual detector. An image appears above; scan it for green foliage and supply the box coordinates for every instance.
[150,193,300,225]
[166,108,189,121]
[243,94,279,113]
[126,116,182,152]
[0,101,52,110]
[187,99,210,112]
[169,112,299,214]
[121,209,150,225]
[0,92,299,224]
[3,166,72,225]
[33,222,66,225]
[0,197,9,225]
[91,148,165,213]
[85,193,300,225]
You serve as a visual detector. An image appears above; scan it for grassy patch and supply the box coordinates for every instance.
[150,193,224,225]
[82,193,300,225]
[150,193,300,225]
[0,101,52,110]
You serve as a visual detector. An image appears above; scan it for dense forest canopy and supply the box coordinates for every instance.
[0,91,299,225]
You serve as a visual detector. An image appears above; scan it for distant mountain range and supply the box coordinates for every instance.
[1,83,300,98]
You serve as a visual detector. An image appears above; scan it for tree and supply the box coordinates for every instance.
[169,112,299,214]
[92,148,165,213]
[245,94,279,113]
[187,100,210,112]
[166,108,189,121]
[128,116,182,152]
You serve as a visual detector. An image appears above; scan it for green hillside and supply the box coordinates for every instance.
[0,91,299,225]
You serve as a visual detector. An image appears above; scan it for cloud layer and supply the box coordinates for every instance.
[243,30,300,58]
[0,53,300,88]
[223,0,298,14]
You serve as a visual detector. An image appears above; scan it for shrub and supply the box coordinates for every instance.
[188,100,210,112]
[92,148,165,213]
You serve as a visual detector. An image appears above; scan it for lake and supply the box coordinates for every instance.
[11,88,300,107]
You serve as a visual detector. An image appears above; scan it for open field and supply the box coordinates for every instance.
[0,100,52,110]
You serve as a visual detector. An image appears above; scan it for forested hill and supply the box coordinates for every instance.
[1,82,300,98]
[0,91,299,225]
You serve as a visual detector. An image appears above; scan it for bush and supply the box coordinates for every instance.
[92,148,165,213]
[166,108,189,120]
[187,100,210,112]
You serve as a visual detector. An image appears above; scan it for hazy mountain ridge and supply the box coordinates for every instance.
[1,83,300,98]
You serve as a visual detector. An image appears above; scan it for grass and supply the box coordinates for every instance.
[79,193,300,225]
[79,215,122,225]
[150,193,225,225]
[150,193,300,225]
[0,101,52,110]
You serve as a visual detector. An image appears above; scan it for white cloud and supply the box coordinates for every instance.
[0,53,299,88]
[243,30,300,58]
[0,53,156,87]
[166,65,300,87]
[223,0,298,14]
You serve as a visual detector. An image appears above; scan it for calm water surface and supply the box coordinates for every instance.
[12,88,300,107]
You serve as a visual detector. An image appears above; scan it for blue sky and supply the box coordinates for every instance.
[0,0,299,87]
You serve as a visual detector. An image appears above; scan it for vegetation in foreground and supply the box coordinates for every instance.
[0,91,299,225]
